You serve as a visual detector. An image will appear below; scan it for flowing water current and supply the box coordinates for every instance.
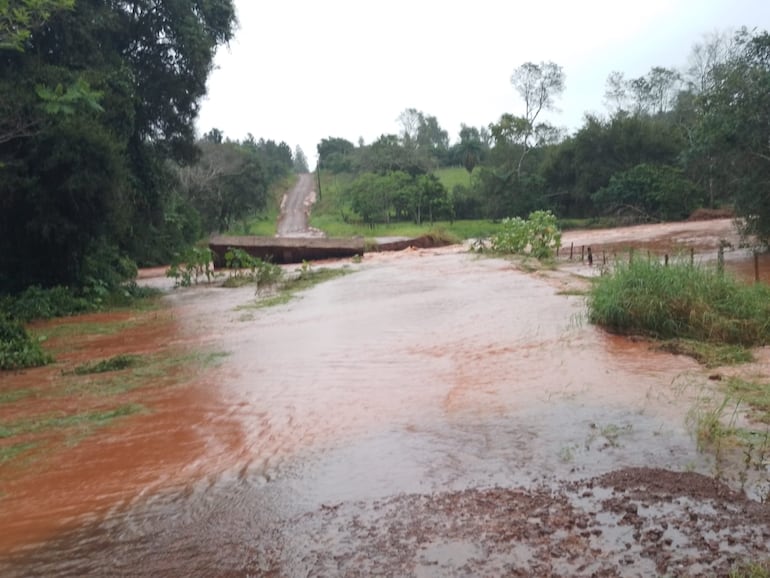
[1,237,767,576]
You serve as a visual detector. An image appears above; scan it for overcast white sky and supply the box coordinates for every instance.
[196,0,769,169]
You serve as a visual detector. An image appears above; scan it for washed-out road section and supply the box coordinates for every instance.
[0,220,769,576]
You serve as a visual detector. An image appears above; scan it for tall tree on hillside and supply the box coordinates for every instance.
[293,145,309,173]
[604,71,629,115]
[454,124,486,176]
[504,61,565,180]
[396,108,448,169]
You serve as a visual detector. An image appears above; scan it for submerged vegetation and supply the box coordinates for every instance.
[0,314,51,371]
[242,262,352,310]
[0,307,229,469]
[0,284,158,371]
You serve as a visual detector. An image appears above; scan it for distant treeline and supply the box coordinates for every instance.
[0,2,767,296]
[317,29,770,240]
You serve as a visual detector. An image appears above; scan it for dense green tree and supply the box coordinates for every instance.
[357,134,430,176]
[412,173,450,224]
[317,136,355,173]
[688,29,770,241]
[0,0,237,291]
[0,0,74,51]
[452,124,487,175]
[541,113,685,217]
[293,145,309,173]
[242,136,292,183]
[396,108,448,170]
[592,163,701,221]
[344,170,450,226]
[346,172,392,225]
[175,139,267,233]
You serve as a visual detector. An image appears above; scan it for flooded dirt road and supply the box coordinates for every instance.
[1,220,770,576]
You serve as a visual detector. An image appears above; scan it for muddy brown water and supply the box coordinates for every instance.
[1,220,769,576]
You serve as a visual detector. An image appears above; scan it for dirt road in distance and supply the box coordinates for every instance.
[275,172,324,238]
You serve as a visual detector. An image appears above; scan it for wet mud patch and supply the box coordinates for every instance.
[4,464,767,578]
[281,468,770,578]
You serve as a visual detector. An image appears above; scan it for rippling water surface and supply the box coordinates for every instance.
[1,246,725,576]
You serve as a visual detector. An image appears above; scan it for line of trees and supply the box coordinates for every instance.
[1,7,767,296]
[317,28,770,241]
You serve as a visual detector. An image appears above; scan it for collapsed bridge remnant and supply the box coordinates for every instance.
[208,235,366,266]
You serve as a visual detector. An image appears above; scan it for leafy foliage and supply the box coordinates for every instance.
[345,170,450,226]
[490,210,562,259]
[175,139,268,233]
[0,0,74,51]
[0,0,237,290]
[593,163,702,221]
[166,247,216,287]
[688,30,770,242]
[0,313,51,370]
[222,248,282,288]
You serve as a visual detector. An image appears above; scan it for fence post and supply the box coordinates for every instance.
[755,251,760,284]
[717,245,724,275]
[690,247,695,266]
[569,242,573,261]
[665,254,669,267]
[581,245,585,262]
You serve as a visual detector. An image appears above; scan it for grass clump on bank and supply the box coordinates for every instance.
[0,283,160,371]
[69,354,143,375]
[588,259,770,346]
[0,314,52,371]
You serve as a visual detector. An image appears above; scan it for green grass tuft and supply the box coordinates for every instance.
[243,266,352,310]
[69,354,143,375]
[730,561,770,578]
[588,259,770,346]
[656,340,754,368]
[726,378,770,424]
[0,403,144,440]
[0,441,40,464]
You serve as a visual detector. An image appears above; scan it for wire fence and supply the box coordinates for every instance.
[556,241,765,284]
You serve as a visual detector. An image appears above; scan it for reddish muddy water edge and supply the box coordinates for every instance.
[1,219,769,576]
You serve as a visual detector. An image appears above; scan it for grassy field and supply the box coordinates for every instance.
[307,169,505,240]
[238,168,613,241]
[435,166,473,190]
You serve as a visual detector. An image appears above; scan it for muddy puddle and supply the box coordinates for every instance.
[2,220,770,576]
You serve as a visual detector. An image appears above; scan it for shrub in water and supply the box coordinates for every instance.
[491,210,561,259]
